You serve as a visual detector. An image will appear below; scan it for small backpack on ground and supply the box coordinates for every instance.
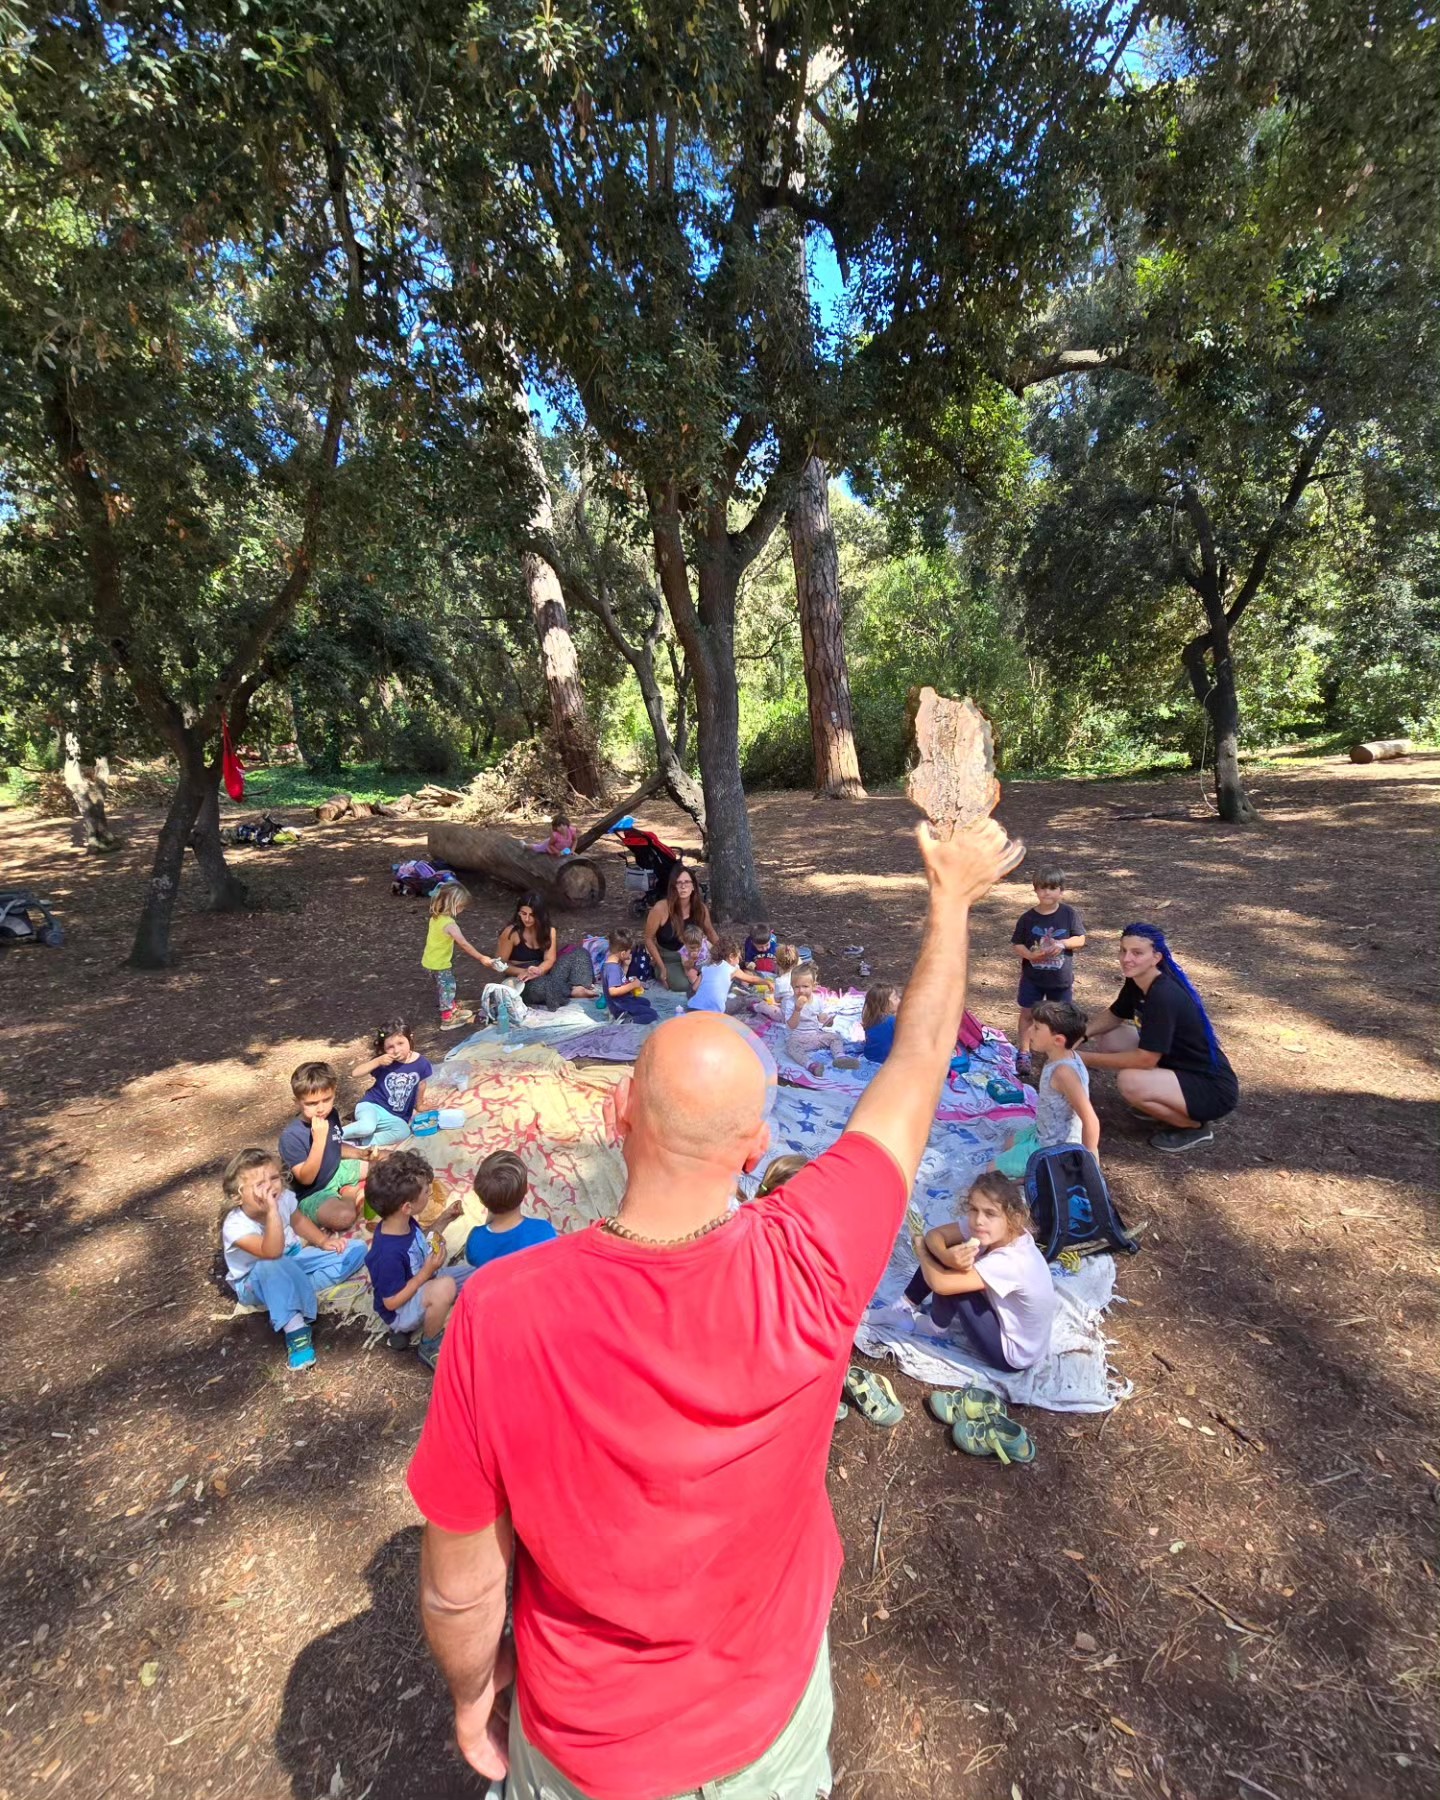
[479,981,528,1029]
[0,892,64,948]
[1024,1144,1141,1262]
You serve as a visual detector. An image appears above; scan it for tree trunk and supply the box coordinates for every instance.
[189,762,250,912]
[62,731,121,852]
[128,751,206,969]
[516,400,605,800]
[788,456,866,799]
[690,557,765,920]
[1208,640,1257,824]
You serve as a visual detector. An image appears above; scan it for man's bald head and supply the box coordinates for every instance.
[626,1013,771,1164]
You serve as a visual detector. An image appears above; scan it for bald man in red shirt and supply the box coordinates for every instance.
[409,818,1016,1800]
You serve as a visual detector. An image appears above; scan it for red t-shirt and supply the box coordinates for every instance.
[407,1130,906,1800]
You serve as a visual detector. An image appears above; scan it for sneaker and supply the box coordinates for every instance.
[386,1329,412,1352]
[1150,1125,1215,1154]
[439,1008,475,1032]
[285,1326,316,1371]
[416,1332,445,1372]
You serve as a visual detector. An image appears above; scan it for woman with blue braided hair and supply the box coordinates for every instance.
[1079,923,1239,1153]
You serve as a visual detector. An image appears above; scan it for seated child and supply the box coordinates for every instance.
[785,964,845,1062]
[753,943,801,1022]
[601,927,659,1022]
[343,1018,433,1147]
[219,1148,367,1371]
[530,812,579,857]
[859,983,900,1064]
[688,936,768,1013]
[364,1150,475,1370]
[742,921,778,974]
[279,1062,368,1232]
[898,1173,1057,1372]
[679,920,709,991]
[993,998,1100,1179]
[463,1150,559,1270]
[754,1151,809,1198]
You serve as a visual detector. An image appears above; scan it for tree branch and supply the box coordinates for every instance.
[1225,424,1334,630]
[1007,346,1133,393]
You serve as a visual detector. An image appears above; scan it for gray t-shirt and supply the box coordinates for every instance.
[1035,1052,1088,1148]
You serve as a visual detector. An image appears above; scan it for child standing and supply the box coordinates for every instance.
[898,1173,1057,1372]
[1011,866,1086,1074]
[423,884,499,1029]
[342,1019,433,1147]
[688,936,769,1013]
[279,1062,367,1232]
[364,1151,475,1370]
[742,922,778,973]
[995,998,1101,1176]
[601,927,659,1022]
[219,1149,367,1370]
[858,983,900,1064]
[463,1150,559,1271]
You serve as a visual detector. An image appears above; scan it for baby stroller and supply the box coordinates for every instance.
[0,891,64,948]
[609,819,708,918]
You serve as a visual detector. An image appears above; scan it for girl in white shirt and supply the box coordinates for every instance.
[900,1173,1057,1371]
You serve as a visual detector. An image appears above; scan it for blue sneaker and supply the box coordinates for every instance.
[284,1326,316,1371]
[417,1332,445,1372]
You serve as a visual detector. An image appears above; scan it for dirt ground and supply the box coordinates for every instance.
[1,759,1437,1800]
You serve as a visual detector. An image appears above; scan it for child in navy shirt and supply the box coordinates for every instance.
[464,1151,558,1270]
[1010,866,1086,1075]
[342,1019,433,1148]
[364,1151,474,1370]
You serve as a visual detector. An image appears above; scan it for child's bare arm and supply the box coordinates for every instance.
[448,923,494,967]
[293,1210,347,1252]
[917,1240,986,1296]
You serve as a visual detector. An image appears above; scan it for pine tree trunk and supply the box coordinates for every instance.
[128,751,206,968]
[189,764,250,911]
[788,456,866,799]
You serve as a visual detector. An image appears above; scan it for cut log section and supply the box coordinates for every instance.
[1348,739,1412,763]
[426,823,606,910]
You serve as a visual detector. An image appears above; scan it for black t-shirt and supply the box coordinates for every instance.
[1110,973,1233,1081]
[1011,903,1085,991]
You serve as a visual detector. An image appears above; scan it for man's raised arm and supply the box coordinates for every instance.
[847,819,1018,1190]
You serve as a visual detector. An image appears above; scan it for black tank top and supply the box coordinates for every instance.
[507,931,547,968]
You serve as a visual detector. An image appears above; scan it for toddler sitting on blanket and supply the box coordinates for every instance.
[679,921,709,991]
[601,926,659,1022]
[786,963,845,1063]
[895,1173,1056,1372]
[858,983,900,1064]
[688,936,769,1013]
[752,943,800,1022]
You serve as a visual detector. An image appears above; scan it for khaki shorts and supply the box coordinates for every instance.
[506,1633,833,1800]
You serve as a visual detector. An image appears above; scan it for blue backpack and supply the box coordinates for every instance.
[1024,1144,1140,1262]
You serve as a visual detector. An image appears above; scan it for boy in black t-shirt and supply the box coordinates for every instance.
[1010,867,1086,1077]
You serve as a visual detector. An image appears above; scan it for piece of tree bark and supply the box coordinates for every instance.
[906,689,1000,834]
[788,456,866,799]
[426,823,607,910]
[1349,739,1412,763]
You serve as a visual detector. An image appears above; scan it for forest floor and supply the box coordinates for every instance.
[1,758,1437,1800]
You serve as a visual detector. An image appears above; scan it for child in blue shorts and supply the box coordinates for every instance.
[1010,866,1086,1077]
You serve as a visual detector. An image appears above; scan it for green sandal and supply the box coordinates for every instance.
[843,1366,904,1428]
[951,1414,1036,1465]
[926,1384,1007,1427]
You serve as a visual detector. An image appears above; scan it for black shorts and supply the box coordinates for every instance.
[1017,973,1071,1010]
[1173,1065,1240,1124]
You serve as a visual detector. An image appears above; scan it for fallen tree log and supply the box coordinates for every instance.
[573,770,669,855]
[1348,739,1412,764]
[427,823,606,910]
